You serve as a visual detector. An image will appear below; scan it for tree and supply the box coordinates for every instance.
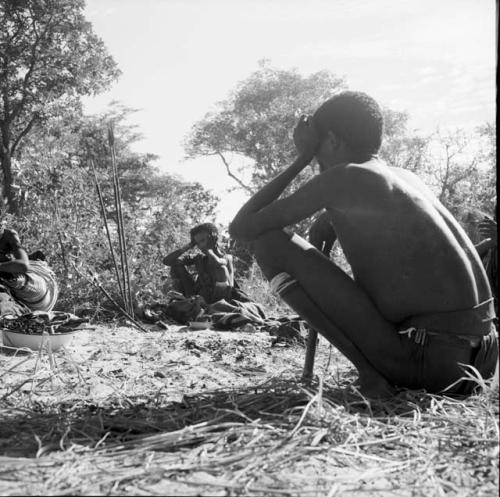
[185,64,431,196]
[186,62,496,244]
[412,126,496,217]
[379,109,431,174]
[12,102,219,313]
[185,62,346,194]
[0,0,120,214]
[380,109,496,219]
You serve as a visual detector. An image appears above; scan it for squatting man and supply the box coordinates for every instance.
[229,90,498,398]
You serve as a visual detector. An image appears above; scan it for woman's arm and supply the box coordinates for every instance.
[0,247,29,274]
[162,242,194,266]
[227,255,234,287]
[206,249,228,266]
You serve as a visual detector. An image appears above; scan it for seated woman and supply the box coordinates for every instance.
[163,223,244,305]
[0,227,59,316]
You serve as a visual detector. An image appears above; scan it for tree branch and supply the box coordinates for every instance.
[11,12,54,121]
[439,144,452,202]
[10,113,39,156]
[215,151,255,194]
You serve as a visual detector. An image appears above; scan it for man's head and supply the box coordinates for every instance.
[313,91,384,170]
[190,223,219,251]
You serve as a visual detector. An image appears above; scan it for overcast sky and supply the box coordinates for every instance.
[82,0,496,223]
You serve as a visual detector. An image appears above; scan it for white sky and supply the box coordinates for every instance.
[82,0,497,223]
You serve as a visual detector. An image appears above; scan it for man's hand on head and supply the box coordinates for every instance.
[293,115,320,160]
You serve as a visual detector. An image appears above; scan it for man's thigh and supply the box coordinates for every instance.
[253,230,411,380]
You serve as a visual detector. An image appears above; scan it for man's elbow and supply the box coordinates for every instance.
[228,220,241,240]
[229,220,255,243]
[162,256,173,266]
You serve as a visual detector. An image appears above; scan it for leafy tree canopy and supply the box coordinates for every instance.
[185,61,346,193]
[0,0,120,213]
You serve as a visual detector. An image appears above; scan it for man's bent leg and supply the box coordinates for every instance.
[170,261,196,297]
[276,274,393,396]
[253,230,412,394]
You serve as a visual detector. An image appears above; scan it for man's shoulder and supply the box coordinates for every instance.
[343,161,430,193]
[330,159,395,191]
[323,158,389,179]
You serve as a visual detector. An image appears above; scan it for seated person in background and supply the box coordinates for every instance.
[0,227,59,316]
[163,223,239,304]
[229,90,498,398]
[474,216,497,308]
[308,210,337,257]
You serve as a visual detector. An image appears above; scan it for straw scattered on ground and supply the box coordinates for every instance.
[0,324,498,496]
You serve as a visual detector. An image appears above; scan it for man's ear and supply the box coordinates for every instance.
[326,131,342,150]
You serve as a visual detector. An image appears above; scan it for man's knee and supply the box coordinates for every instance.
[170,260,186,278]
[251,229,295,278]
[252,230,287,259]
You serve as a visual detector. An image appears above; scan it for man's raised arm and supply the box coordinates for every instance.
[229,116,319,241]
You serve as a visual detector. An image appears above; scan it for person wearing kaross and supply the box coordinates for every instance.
[0,227,59,316]
[163,223,236,304]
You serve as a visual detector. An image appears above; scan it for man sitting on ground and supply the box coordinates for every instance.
[229,90,498,398]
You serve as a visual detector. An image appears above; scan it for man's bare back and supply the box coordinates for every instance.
[320,159,491,322]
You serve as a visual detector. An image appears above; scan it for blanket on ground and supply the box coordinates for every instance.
[0,285,29,317]
[138,292,308,344]
[138,291,267,328]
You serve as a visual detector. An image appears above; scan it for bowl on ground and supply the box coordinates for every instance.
[1,329,76,351]
[188,320,212,330]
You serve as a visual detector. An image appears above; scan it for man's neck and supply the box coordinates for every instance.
[325,154,378,171]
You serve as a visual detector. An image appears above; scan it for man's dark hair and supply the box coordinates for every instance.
[313,91,384,155]
[190,223,219,244]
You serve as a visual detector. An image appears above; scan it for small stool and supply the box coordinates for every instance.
[301,227,334,381]
[302,328,318,382]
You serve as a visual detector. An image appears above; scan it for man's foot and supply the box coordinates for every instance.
[355,374,395,400]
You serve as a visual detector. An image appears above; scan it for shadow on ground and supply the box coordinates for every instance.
[0,378,433,458]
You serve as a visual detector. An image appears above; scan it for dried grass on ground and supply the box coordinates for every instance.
[0,325,498,496]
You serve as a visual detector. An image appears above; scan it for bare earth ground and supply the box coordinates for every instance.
[0,323,498,496]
